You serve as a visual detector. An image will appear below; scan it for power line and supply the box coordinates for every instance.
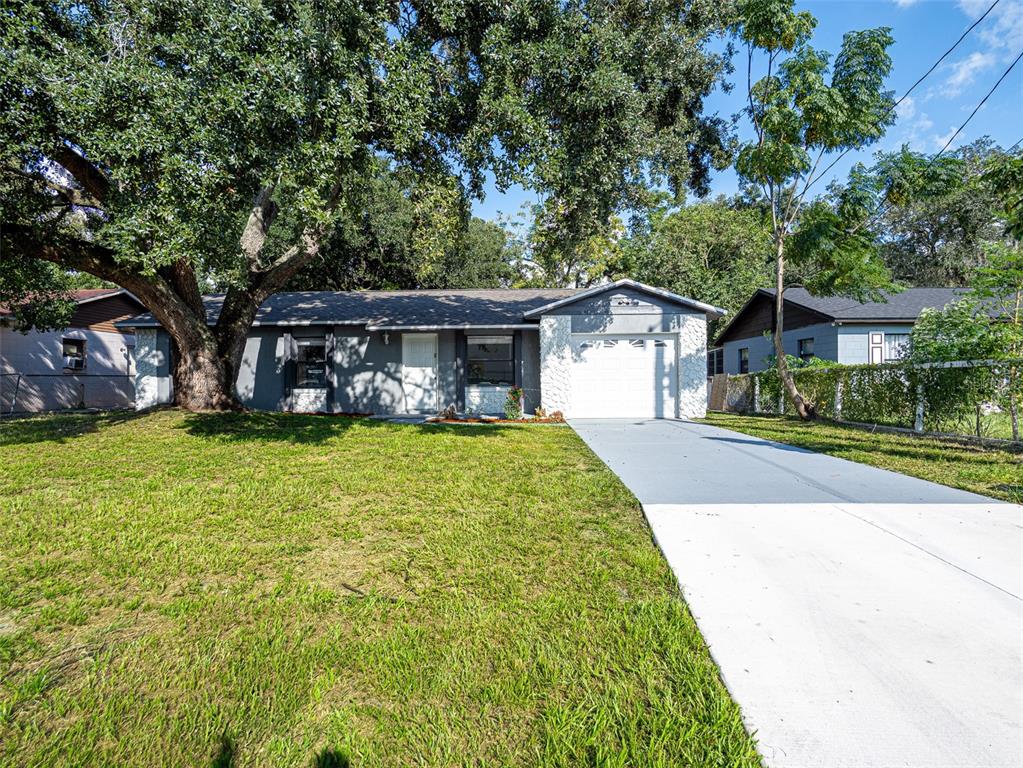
[860,48,1023,232]
[801,0,1004,196]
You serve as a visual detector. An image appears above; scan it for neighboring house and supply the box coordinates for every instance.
[715,287,972,375]
[121,279,725,419]
[0,289,145,412]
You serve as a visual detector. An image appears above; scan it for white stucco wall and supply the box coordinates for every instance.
[135,328,173,410]
[539,310,710,419]
[676,312,709,419]
[465,384,511,415]
[291,387,329,413]
[539,315,573,415]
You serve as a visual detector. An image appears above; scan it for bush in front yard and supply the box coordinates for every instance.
[504,386,523,419]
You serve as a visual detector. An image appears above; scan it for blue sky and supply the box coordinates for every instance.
[471,0,1023,222]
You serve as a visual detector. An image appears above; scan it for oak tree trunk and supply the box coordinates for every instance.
[173,341,236,411]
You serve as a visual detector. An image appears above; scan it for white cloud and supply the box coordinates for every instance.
[897,95,917,120]
[893,0,920,7]
[944,51,997,94]
[934,126,958,150]
[895,97,936,149]
[957,0,1023,55]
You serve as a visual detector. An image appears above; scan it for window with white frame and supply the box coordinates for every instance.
[883,333,910,362]
[467,336,514,385]
[62,338,86,370]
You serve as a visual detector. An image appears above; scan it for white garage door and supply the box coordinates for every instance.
[570,335,677,418]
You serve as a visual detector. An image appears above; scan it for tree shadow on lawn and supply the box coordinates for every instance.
[179,410,511,444]
[211,735,350,767]
[0,408,149,447]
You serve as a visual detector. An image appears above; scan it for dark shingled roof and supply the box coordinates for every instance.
[121,289,580,328]
[770,287,973,321]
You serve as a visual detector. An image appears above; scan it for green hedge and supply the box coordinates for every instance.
[727,360,1020,438]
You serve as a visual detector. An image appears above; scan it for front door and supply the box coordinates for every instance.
[402,333,439,413]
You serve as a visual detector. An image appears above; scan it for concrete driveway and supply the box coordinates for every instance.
[572,418,1023,768]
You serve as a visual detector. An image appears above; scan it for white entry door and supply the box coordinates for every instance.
[570,335,677,418]
[402,333,439,413]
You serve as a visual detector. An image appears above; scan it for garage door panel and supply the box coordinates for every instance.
[570,335,677,418]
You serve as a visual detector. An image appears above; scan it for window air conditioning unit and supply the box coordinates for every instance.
[64,355,84,370]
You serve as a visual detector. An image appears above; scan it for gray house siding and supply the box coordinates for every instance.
[723,322,916,374]
[332,328,459,414]
[836,323,915,364]
[544,285,688,317]
[723,322,837,374]
[236,328,288,410]
[519,329,541,414]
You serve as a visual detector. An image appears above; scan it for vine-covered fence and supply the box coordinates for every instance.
[718,360,1022,442]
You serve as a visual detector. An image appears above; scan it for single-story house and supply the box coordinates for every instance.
[1,288,144,412]
[713,287,973,375]
[121,279,725,419]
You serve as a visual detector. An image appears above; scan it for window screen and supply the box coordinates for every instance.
[739,347,749,374]
[467,336,513,385]
[883,333,910,362]
[295,339,327,387]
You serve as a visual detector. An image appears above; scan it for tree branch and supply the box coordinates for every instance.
[239,183,279,263]
[52,146,111,202]
[2,225,208,340]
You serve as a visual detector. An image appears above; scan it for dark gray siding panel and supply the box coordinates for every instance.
[333,327,457,414]
[569,311,699,334]
[520,329,541,414]
[437,330,458,412]
[333,327,403,413]
[236,328,287,410]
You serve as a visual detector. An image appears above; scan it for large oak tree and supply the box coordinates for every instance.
[2,0,732,409]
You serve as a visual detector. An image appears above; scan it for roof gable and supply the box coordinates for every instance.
[715,286,979,346]
[522,279,726,318]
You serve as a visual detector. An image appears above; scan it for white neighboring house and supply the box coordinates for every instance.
[0,289,145,413]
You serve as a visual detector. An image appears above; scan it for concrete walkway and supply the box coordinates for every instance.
[572,418,1023,768]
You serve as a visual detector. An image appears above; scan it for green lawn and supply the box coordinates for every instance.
[0,410,758,767]
[704,412,1022,504]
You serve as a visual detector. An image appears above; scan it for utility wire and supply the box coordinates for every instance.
[801,0,1004,196]
[859,47,1023,232]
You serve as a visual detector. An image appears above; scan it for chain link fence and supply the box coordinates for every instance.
[1,373,134,415]
[713,359,1022,443]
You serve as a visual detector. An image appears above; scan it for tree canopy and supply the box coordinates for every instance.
[287,162,518,291]
[626,199,773,336]
[867,139,1008,286]
[732,0,897,418]
[2,0,734,409]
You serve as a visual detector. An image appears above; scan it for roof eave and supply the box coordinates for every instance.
[522,278,726,319]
